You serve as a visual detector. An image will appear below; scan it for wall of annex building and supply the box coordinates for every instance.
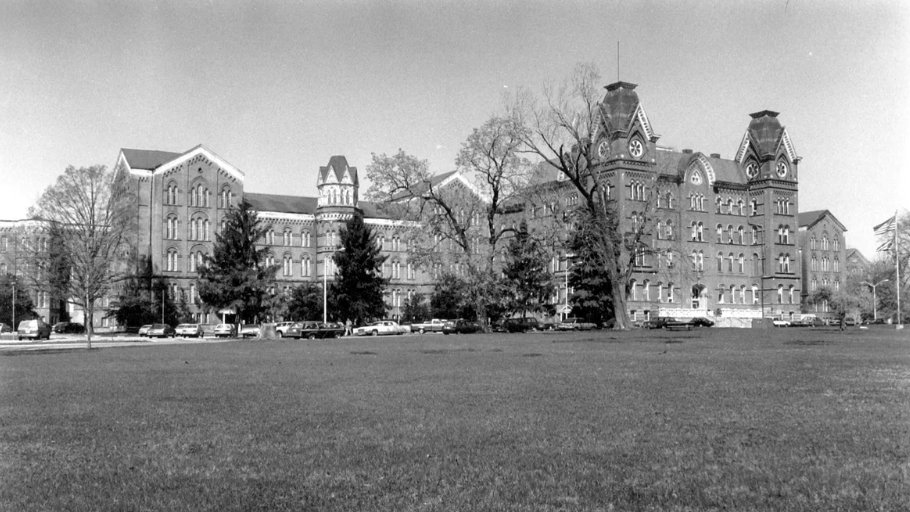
[799,219,846,318]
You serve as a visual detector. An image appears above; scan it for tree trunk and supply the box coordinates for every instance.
[85,295,93,349]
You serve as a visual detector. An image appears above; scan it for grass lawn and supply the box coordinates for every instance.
[1,327,908,511]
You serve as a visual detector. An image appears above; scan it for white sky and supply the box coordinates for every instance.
[1,0,907,257]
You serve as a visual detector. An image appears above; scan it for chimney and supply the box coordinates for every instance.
[710,153,721,158]
[682,148,693,154]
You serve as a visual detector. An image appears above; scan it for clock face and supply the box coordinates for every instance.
[597,140,610,159]
[745,162,758,179]
[629,139,644,158]
[776,161,788,177]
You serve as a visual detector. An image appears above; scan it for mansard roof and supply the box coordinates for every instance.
[798,210,847,232]
[120,148,183,170]
[318,155,358,185]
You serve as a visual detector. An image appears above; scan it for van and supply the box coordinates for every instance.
[17,319,51,340]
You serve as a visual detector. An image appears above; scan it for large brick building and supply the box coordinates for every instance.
[4,80,815,327]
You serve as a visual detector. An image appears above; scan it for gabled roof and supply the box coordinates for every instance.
[798,209,847,232]
[389,170,459,202]
[845,248,869,265]
[118,145,245,182]
[120,148,183,171]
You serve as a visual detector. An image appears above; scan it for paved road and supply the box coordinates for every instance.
[0,335,236,352]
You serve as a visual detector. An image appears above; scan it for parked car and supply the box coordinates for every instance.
[844,317,858,327]
[213,323,236,338]
[442,319,481,335]
[275,321,295,337]
[353,320,407,336]
[0,322,14,334]
[286,321,341,339]
[175,323,204,338]
[556,318,596,331]
[411,319,448,334]
[688,317,714,327]
[502,317,540,333]
[240,324,261,338]
[772,318,791,327]
[17,319,52,340]
[138,324,153,337]
[146,324,176,338]
[52,322,85,334]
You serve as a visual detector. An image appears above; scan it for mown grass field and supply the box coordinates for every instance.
[1,327,908,511]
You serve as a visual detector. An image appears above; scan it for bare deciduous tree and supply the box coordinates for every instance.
[30,165,135,347]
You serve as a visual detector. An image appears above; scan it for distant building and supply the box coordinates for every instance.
[845,247,871,279]
[0,219,65,325]
[798,209,847,320]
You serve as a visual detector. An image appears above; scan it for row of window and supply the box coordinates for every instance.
[628,281,798,305]
[809,257,839,272]
[809,236,839,251]
[809,278,840,292]
[0,236,50,253]
[165,183,234,209]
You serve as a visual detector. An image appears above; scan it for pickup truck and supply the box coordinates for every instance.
[411,319,447,334]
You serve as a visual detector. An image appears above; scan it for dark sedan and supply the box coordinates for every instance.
[52,322,85,334]
[442,319,481,335]
[286,322,341,339]
[688,317,715,327]
[146,324,176,338]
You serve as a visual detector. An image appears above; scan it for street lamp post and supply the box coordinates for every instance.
[861,279,890,322]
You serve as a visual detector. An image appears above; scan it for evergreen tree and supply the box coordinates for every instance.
[567,215,615,327]
[502,222,553,317]
[286,282,324,321]
[329,213,387,324]
[430,273,476,320]
[0,274,37,327]
[401,291,430,323]
[197,201,277,323]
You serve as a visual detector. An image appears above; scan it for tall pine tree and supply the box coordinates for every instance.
[502,222,553,318]
[197,201,277,323]
[329,213,388,324]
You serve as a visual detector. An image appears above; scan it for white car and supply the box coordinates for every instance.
[353,321,407,336]
[275,321,295,337]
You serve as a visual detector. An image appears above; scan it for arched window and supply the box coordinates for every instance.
[166,183,178,205]
[751,284,759,304]
[834,238,840,251]
[697,222,704,242]
[166,248,178,272]
[716,224,724,243]
[822,236,829,250]
[266,229,275,245]
[727,253,734,272]
[716,252,724,272]
[716,197,723,213]
[788,285,795,304]
[303,257,311,277]
[203,219,209,241]
[750,199,757,216]
[777,285,784,304]
[665,220,674,240]
[303,230,311,247]
[283,229,292,246]
[737,226,744,245]
[737,200,745,216]
[220,187,233,208]
[283,255,292,276]
[833,258,839,272]
[666,192,674,208]
[727,225,734,243]
[738,254,745,273]
[166,215,178,240]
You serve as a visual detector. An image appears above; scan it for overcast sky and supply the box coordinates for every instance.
[1,0,907,257]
